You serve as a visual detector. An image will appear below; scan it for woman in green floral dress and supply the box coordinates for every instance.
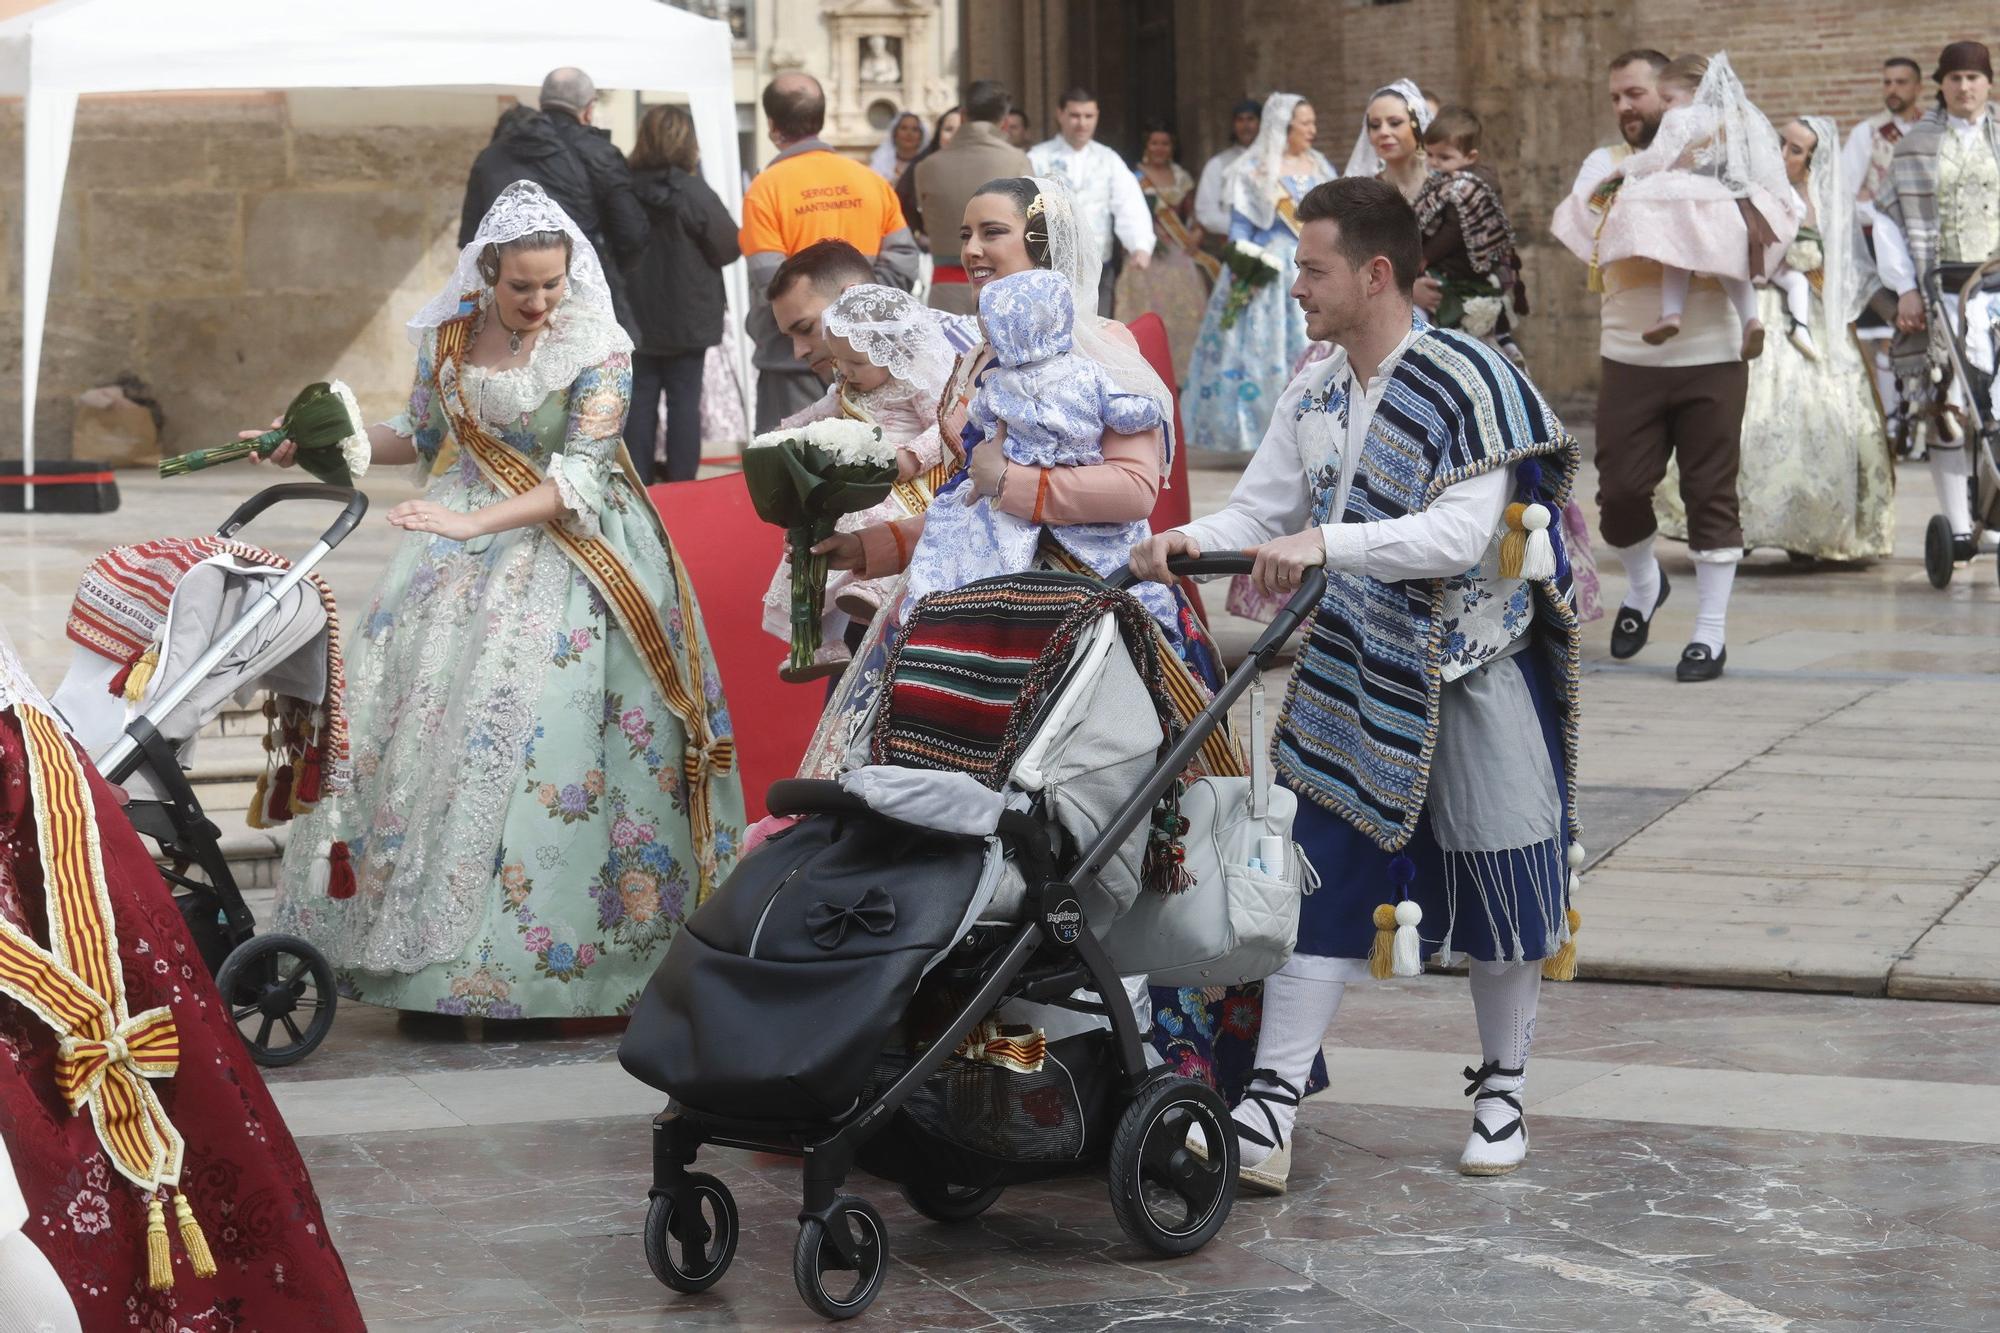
[269,182,742,1019]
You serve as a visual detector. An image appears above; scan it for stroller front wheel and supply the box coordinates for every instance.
[1107,1076,1237,1257]
[214,933,337,1067]
[793,1195,888,1320]
[643,1173,737,1293]
[1925,514,1957,588]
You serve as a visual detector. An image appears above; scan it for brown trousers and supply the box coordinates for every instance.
[1594,357,1748,552]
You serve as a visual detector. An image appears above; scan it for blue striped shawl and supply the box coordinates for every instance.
[1274,327,1582,851]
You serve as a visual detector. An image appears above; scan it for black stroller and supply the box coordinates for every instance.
[1919,258,2000,587]
[618,555,1325,1320]
[52,484,367,1065]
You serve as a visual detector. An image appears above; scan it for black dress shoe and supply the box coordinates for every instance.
[1608,569,1670,660]
[1676,642,1726,682]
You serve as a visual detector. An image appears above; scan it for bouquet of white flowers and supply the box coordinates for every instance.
[1219,239,1283,330]
[743,418,900,674]
[1785,226,1824,278]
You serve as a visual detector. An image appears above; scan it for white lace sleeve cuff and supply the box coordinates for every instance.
[546,452,606,539]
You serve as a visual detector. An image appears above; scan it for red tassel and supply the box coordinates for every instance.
[265,764,295,825]
[292,750,323,810]
[326,842,357,899]
[108,660,134,698]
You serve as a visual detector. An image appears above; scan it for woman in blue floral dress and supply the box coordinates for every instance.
[270,183,742,1019]
[1183,93,1336,454]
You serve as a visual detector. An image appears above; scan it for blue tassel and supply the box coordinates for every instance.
[1550,517,1571,582]
[1515,457,1543,501]
[1387,853,1416,889]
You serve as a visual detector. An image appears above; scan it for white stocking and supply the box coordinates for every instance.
[1465,959,1540,1153]
[1690,556,1737,653]
[1612,535,1661,615]
[1931,446,1973,537]
[1658,265,1691,320]
[1231,967,1346,1167]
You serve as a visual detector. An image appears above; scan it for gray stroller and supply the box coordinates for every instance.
[50,483,366,1065]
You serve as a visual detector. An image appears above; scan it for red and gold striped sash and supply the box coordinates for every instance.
[0,701,213,1288]
[433,315,735,901]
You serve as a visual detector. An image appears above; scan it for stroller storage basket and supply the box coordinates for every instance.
[870,1029,1117,1167]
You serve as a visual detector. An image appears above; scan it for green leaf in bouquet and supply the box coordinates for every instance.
[161,380,369,484]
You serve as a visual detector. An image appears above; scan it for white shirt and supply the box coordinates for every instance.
[1176,325,1510,580]
[1194,145,1248,234]
[1027,137,1156,264]
[1842,112,1922,227]
[1872,111,1994,295]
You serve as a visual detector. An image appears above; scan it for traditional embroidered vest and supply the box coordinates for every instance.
[1938,126,2000,264]
[1274,328,1583,851]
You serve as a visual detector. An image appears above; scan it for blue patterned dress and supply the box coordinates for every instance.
[1184,170,1333,454]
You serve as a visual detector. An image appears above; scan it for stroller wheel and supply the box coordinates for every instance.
[793,1195,888,1320]
[643,1173,737,1293]
[1107,1076,1236,1257]
[214,934,337,1067]
[1925,515,1957,588]
[901,1177,1003,1223]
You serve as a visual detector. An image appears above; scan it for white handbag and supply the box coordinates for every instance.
[1100,677,1313,986]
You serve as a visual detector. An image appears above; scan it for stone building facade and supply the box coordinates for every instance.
[965,0,1998,410]
[0,0,964,463]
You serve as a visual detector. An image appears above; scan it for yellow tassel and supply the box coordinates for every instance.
[146,1194,174,1291]
[246,771,270,830]
[1368,903,1398,980]
[174,1193,218,1279]
[1587,261,1604,295]
[1498,502,1530,578]
[123,646,159,703]
[1543,908,1582,981]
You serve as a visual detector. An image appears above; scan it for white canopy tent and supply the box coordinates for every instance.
[0,0,747,507]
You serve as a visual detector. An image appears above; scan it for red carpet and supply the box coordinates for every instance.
[648,474,820,822]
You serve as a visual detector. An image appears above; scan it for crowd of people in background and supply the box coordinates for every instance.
[442,42,1999,680]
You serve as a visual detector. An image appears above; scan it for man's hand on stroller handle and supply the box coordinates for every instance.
[1245,530,1326,597]
[1897,291,1927,333]
[1128,530,1203,584]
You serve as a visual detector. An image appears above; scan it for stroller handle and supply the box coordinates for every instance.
[1110,552,1327,672]
[218,484,369,550]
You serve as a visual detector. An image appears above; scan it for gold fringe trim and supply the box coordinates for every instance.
[175,1193,218,1278]
[146,1194,173,1290]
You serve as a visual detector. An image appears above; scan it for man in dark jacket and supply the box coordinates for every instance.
[460,67,651,332]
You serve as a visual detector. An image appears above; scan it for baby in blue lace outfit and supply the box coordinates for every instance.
[969,269,1163,466]
[903,268,1177,633]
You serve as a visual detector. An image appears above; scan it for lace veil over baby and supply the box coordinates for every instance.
[822,284,953,407]
[1344,79,1432,180]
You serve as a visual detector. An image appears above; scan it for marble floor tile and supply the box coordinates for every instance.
[268,1072,463,1137]
[997,1285,1400,1331]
